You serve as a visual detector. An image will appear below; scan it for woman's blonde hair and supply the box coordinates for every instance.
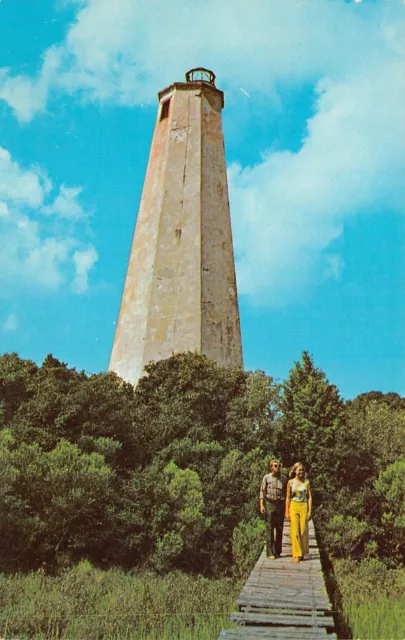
[289,461,305,479]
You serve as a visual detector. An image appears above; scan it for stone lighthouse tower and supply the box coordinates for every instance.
[109,68,243,384]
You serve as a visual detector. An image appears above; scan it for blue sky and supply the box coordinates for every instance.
[0,0,404,399]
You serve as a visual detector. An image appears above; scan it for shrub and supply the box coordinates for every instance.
[232,518,265,577]
[322,515,371,559]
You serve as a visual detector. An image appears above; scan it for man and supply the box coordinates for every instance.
[259,459,288,560]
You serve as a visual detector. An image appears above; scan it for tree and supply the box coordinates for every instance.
[152,462,211,572]
[277,351,345,479]
[338,400,405,486]
[1,353,138,473]
[132,353,278,463]
[0,351,279,574]
[348,391,405,413]
[374,460,405,563]
[7,438,117,569]
[0,353,38,426]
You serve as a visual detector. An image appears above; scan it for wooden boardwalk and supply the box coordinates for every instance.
[218,520,337,640]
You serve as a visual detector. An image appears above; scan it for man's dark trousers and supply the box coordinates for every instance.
[264,500,285,557]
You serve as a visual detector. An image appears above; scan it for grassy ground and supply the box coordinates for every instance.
[0,562,241,639]
[333,558,405,640]
[3,556,404,639]
[341,594,405,640]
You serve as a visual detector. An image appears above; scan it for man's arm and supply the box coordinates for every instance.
[259,476,266,514]
[285,480,291,520]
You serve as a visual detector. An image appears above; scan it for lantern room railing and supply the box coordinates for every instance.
[185,68,216,86]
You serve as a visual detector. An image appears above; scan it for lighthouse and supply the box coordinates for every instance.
[109,68,243,384]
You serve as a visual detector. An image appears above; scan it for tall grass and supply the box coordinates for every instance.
[0,562,240,639]
[334,558,405,640]
[342,594,405,640]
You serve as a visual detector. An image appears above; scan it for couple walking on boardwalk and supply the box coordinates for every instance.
[259,460,312,563]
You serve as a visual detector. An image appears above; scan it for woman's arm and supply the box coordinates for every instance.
[306,482,312,520]
[285,480,291,520]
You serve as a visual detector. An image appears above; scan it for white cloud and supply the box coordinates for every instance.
[2,0,399,115]
[0,0,404,304]
[0,147,97,294]
[0,147,45,207]
[42,185,86,219]
[0,47,61,123]
[72,246,98,294]
[0,201,9,217]
[2,313,19,333]
[229,58,405,303]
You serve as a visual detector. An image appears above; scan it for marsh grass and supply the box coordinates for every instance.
[342,594,405,640]
[334,558,405,640]
[0,562,240,639]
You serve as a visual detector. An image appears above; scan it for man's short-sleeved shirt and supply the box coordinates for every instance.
[260,473,288,502]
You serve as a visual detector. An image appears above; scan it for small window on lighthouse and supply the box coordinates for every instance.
[160,99,170,120]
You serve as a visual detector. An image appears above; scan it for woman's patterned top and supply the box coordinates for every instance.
[290,479,310,503]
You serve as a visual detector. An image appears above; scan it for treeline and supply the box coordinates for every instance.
[0,350,404,576]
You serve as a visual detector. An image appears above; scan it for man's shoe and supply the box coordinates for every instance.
[267,555,276,560]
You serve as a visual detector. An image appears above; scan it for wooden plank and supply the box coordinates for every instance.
[240,607,327,618]
[244,576,326,585]
[237,596,332,612]
[240,584,329,602]
[240,594,330,606]
[247,573,323,581]
[227,631,330,637]
[240,588,329,601]
[244,581,328,594]
[245,575,325,583]
[243,580,327,589]
[246,570,324,579]
[230,611,335,628]
[245,577,327,587]
[245,576,325,583]
[219,630,332,639]
[254,559,322,566]
[240,584,330,597]
[220,626,331,638]
[219,631,330,639]
[254,565,323,572]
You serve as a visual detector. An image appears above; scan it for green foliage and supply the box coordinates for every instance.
[333,559,405,640]
[232,518,265,577]
[0,350,281,574]
[374,460,405,507]
[348,390,405,413]
[3,345,405,581]
[133,353,278,462]
[0,353,38,424]
[0,353,137,469]
[337,401,405,487]
[150,462,211,572]
[322,515,371,559]
[373,461,405,562]
[1,434,117,569]
[0,566,240,639]
[277,351,344,478]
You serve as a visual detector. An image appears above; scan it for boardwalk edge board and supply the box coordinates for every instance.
[218,519,337,639]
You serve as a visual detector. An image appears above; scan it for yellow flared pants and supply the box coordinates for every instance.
[290,501,309,558]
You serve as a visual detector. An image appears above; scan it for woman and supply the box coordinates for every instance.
[289,461,303,479]
[285,463,312,563]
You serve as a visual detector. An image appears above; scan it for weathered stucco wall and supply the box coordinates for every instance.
[109,92,172,384]
[200,88,243,369]
[109,79,243,385]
